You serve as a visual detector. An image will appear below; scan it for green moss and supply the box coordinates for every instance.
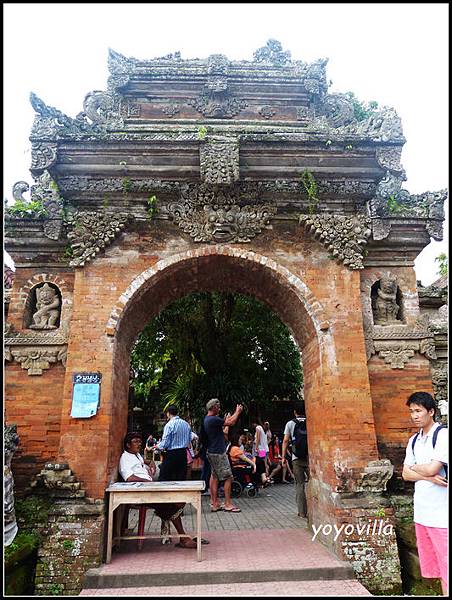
[62,539,74,551]
[197,125,208,140]
[5,532,40,571]
[16,495,52,529]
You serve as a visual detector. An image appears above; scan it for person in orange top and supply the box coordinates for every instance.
[229,433,271,487]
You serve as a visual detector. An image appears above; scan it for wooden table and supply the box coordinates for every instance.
[105,480,205,563]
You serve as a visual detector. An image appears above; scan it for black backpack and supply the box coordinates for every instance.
[411,424,448,479]
[292,418,308,459]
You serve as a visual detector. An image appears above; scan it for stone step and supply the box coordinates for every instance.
[80,578,372,596]
[83,563,355,590]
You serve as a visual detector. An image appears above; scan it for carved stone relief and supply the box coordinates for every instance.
[162,103,180,118]
[168,199,276,243]
[253,39,291,66]
[258,106,277,119]
[199,137,240,185]
[6,346,67,376]
[355,460,394,493]
[65,210,130,267]
[299,214,371,270]
[372,277,401,325]
[29,283,61,330]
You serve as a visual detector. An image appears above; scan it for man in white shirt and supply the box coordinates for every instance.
[402,392,448,595]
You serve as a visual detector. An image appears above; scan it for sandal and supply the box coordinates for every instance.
[210,505,223,512]
[192,537,210,545]
[222,506,241,513]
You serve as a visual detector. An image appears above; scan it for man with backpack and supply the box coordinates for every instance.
[282,402,309,518]
[402,391,448,595]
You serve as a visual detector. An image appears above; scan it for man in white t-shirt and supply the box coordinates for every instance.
[282,402,309,518]
[402,392,448,596]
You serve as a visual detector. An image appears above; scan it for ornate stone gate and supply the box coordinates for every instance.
[5,40,447,594]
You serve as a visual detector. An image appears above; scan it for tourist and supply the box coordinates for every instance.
[252,419,270,476]
[402,392,448,595]
[229,432,269,488]
[281,402,309,518]
[154,405,192,481]
[119,432,197,549]
[204,398,243,512]
[268,433,293,483]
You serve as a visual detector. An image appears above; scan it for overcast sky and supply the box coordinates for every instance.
[3,3,448,284]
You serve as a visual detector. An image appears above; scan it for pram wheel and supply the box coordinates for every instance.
[231,480,243,498]
[245,485,257,498]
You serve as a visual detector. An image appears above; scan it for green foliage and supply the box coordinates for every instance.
[375,508,386,518]
[15,495,52,530]
[48,583,64,596]
[102,195,110,208]
[146,195,157,218]
[387,194,404,214]
[345,91,379,122]
[62,539,74,550]
[435,253,448,277]
[5,532,40,570]
[122,177,132,194]
[130,292,303,428]
[197,125,208,140]
[7,198,47,218]
[64,244,74,259]
[300,170,319,214]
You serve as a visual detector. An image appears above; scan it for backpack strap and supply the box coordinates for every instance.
[411,432,420,453]
[432,424,446,448]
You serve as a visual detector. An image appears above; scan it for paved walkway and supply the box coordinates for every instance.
[81,483,372,596]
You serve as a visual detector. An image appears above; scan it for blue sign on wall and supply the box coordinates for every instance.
[71,372,102,418]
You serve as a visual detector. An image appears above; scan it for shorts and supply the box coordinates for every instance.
[415,523,448,583]
[207,452,232,481]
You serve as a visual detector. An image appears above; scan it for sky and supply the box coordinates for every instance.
[3,3,449,285]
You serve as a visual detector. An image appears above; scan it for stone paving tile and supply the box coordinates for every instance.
[80,579,372,596]
[97,529,348,574]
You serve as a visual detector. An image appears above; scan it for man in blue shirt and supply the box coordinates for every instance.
[156,405,192,481]
[204,398,243,512]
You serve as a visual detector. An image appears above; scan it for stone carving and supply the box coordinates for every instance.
[65,210,130,267]
[372,277,400,325]
[199,137,240,185]
[30,284,61,330]
[83,91,116,124]
[299,214,371,270]
[375,147,405,176]
[303,59,329,99]
[31,463,84,498]
[168,200,277,243]
[296,106,315,123]
[207,54,229,75]
[253,39,291,67]
[120,99,141,118]
[187,91,248,119]
[258,106,276,119]
[370,172,447,242]
[365,316,437,368]
[317,94,355,128]
[30,171,65,240]
[356,460,394,493]
[335,106,405,142]
[162,103,180,118]
[4,424,20,546]
[6,347,67,375]
[29,92,116,148]
[30,142,58,174]
[107,48,134,91]
[12,181,31,202]
[431,364,448,417]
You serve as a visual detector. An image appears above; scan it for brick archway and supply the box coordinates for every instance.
[103,247,340,505]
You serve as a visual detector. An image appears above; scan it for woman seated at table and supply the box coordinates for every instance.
[119,431,197,548]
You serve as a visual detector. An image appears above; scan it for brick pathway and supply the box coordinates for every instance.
[80,483,372,596]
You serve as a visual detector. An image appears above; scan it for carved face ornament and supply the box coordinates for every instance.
[204,205,238,242]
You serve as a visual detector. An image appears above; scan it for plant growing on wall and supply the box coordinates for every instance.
[7,198,47,218]
[300,170,319,214]
[146,195,157,218]
[435,252,448,277]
